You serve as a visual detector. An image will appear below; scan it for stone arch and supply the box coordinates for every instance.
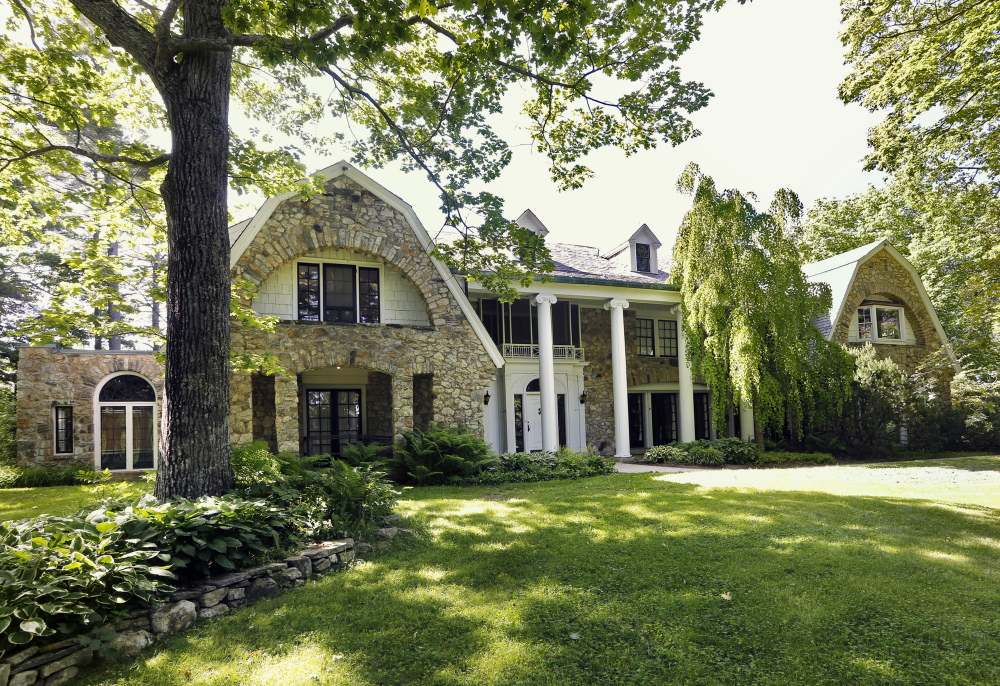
[232,177,458,328]
[79,356,164,397]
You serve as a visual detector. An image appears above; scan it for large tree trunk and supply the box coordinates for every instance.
[153,0,234,499]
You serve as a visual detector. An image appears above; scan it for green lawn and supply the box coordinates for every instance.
[74,457,1000,686]
[0,484,92,520]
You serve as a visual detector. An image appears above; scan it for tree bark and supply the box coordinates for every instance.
[153,0,234,499]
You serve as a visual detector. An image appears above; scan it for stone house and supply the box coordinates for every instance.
[15,164,958,474]
[803,239,959,400]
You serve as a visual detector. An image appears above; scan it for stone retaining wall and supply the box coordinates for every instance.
[0,539,357,686]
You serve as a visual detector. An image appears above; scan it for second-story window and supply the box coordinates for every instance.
[635,243,651,272]
[637,318,655,356]
[298,262,380,323]
[658,320,678,357]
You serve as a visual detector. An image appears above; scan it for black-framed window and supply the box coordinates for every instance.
[637,318,655,356]
[477,298,581,348]
[650,393,677,445]
[658,320,678,357]
[694,392,711,440]
[358,267,380,323]
[297,262,380,324]
[628,393,645,448]
[298,264,321,320]
[635,243,651,272]
[54,406,73,454]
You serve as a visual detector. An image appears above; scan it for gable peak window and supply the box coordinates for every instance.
[298,262,380,324]
[857,301,904,342]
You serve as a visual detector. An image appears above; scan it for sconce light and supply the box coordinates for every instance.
[483,391,491,406]
[579,392,587,404]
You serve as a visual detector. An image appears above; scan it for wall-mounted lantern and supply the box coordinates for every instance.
[579,392,587,404]
[483,391,491,406]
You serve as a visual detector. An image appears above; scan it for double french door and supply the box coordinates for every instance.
[304,389,361,456]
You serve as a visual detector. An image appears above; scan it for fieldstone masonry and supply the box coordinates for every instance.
[228,174,496,453]
[580,308,681,455]
[0,539,358,686]
[832,249,954,399]
[15,349,163,469]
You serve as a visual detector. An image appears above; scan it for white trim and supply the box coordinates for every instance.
[92,372,158,471]
[229,161,504,369]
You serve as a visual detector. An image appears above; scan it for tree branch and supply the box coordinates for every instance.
[66,0,158,74]
[0,144,170,173]
[10,0,41,51]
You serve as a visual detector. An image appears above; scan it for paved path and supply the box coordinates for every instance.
[614,461,697,473]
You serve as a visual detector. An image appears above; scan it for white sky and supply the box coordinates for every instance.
[261,0,887,254]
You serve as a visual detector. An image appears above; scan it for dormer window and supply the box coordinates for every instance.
[635,244,651,272]
[858,304,904,342]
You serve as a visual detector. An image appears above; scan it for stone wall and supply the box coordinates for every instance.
[0,539,357,686]
[250,372,278,453]
[580,308,679,455]
[366,371,393,438]
[832,249,955,399]
[15,348,163,470]
[228,174,496,452]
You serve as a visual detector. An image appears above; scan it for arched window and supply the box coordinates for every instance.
[95,373,157,471]
[525,378,540,392]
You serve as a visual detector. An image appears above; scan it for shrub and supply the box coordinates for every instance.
[713,437,760,464]
[0,464,92,489]
[393,423,496,485]
[242,461,399,541]
[0,512,174,653]
[457,448,615,485]
[231,440,283,487]
[340,441,389,467]
[757,451,836,465]
[684,443,725,466]
[644,444,688,463]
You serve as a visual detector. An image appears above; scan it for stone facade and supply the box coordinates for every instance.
[228,173,495,453]
[580,307,680,455]
[15,349,163,469]
[832,249,954,398]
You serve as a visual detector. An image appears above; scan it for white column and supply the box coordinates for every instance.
[605,297,630,458]
[677,308,696,442]
[535,294,559,452]
[739,402,754,442]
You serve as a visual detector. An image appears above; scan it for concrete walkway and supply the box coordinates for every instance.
[614,461,697,473]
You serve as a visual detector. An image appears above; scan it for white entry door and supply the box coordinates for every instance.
[523,394,544,451]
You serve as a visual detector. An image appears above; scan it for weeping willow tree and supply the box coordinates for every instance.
[672,163,853,448]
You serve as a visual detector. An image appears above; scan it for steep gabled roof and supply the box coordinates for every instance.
[603,223,662,260]
[516,209,550,236]
[803,239,959,370]
[228,161,504,369]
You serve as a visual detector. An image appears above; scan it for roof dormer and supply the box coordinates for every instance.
[516,209,550,237]
[603,224,662,274]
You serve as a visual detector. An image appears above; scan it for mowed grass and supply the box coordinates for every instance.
[79,458,1000,686]
[0,484,92,520]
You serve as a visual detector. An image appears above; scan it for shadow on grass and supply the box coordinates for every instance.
[83,475,1000,686]
[866,455,1000,472]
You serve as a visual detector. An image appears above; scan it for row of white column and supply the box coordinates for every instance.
[534,294,752,458]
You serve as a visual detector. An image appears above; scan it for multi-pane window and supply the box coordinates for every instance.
[857,305,903,341]
[477,298,581,347]
[658,320,678,357]
[635,243,651,272]
[54,406,73,454]
[297,262,380,324]
[635,318,678,357]
[637,318,655,356]
[97,374,157,471]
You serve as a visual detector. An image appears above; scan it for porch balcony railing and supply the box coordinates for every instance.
[502,344,585,361]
